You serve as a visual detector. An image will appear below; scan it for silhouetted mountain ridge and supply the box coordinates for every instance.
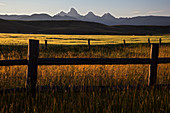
[0,8,170,25]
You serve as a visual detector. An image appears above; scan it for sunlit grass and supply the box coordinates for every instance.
[0,36,169,112]
[0,44,169,90]
[0,33,170,45]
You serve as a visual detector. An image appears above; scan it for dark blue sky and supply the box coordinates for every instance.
[0,0,170,17]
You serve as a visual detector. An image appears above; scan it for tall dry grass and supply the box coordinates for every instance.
[0,44,169,112]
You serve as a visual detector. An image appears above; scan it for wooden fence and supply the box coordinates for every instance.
[43,38,162,50]
[0,39,170,96]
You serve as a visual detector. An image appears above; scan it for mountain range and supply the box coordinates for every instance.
[0,8,170,25]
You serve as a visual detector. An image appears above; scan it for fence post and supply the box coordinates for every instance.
[148,44,159,86]
[123,40,126,48]
[26,39,39,97]
[148,38,151,46]
[88,39,91,50]
[45,40,47,48]
[159,38,161,46]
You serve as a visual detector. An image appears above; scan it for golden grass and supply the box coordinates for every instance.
[0,33,170,45]
[0,44,169,89]
[0,35,169,112]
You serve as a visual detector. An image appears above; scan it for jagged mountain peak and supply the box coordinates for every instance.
[85,11,99,18]
[102,13,115,18]
[57,11,67,16]
[68,8,78,14]
[84,11,101,22]
[70,8,77,13]
[68,8,81,18]
[86,11,95,16]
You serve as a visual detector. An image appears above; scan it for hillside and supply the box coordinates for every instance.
[0,19,170,35]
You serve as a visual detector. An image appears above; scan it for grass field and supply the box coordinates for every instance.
[0,34,170,112]
[0,33,170,45]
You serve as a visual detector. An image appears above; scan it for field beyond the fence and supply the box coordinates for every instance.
[0,33,170,45]
[0,35,169,112]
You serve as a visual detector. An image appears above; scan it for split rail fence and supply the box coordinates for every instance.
[0,39,170,96]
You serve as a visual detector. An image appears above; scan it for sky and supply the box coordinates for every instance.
[0,0,170,17]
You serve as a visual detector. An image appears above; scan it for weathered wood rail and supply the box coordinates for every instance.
[0,39,170,96]
[1,58,169,66]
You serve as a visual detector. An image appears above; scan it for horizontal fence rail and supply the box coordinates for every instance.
[0,39,170,97]
[0,59,28,66]
[0,58,170,66]
[38,58,152,65]
[158,58,170,63]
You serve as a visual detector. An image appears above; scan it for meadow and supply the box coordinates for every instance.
[0,33,170,45]
[0,33,169,113]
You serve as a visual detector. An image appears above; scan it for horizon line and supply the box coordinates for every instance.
[0,12,170,19]
[1,8,170,18]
